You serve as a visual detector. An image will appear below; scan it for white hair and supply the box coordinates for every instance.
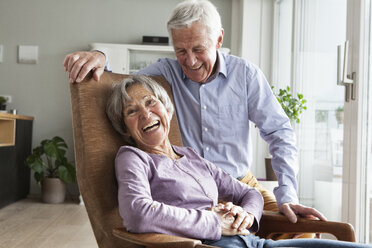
[167,0,222,43]
[106,76,174,146]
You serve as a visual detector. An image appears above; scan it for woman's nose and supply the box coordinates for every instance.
[140,107,151,119]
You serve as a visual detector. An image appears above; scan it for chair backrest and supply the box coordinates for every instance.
[69,72,182,248]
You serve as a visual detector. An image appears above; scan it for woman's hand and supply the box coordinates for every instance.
[211,202,254,236]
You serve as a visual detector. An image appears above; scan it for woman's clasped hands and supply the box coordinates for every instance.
[211,202,254,236]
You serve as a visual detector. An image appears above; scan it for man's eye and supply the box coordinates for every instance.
[176,50,186,55]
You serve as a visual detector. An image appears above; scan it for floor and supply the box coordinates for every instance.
[0,198,98,248]
[1,197,371,247]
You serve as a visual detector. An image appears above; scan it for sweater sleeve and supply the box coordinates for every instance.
[200,155,264,232]
[115,147,221,240]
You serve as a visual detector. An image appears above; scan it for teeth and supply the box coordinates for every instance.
[191,64,202,70]
[146,125,158,132]
[143,120,160,132]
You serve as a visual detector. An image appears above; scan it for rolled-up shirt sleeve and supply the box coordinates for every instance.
[115,148,221,240]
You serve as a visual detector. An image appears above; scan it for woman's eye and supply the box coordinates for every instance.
[146,99,156,106]
[126,109,136,115]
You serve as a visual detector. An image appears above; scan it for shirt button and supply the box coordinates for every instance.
[205,147,209,151]
[204,127,208,132]
[152,204,157,209]
[203,105,207,110]
[197,178,201,182]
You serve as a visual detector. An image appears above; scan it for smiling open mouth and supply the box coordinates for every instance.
[143,120,160,132]
[190,64,203,70]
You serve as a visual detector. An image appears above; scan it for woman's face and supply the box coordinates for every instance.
[123,84,171,151]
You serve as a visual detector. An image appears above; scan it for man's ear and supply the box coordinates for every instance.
[216,28,224,49]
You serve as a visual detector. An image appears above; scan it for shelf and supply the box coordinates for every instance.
[0,118,15,147]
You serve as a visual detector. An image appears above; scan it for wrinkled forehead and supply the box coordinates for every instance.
[122,83,156,107]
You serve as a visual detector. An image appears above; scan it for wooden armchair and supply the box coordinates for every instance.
[69,72,356,248]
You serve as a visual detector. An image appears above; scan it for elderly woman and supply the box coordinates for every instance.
[106,75,371,248]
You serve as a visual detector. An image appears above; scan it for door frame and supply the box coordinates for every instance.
[343,0,370,242]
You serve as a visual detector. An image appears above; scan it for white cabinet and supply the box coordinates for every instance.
[90,43,175,74]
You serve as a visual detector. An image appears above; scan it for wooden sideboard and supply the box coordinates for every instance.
[0,113,34,208]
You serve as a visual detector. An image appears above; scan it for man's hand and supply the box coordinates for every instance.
[211,202,254,236]
[63,51,106,83]
[279,202,327,223]
[279,202,327,239]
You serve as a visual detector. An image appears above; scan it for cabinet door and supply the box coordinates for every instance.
[0,146,17,208]
[14,119,32,200]
[90,44,129,74]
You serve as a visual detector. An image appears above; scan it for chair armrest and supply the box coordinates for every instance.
[113,227,216,248]
[257,211,356,242]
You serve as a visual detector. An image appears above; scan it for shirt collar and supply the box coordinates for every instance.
[181,50,228,82]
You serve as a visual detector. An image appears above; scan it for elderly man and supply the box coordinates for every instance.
[64,0,325,238]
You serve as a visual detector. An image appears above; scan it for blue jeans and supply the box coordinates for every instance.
[203,234,372,248]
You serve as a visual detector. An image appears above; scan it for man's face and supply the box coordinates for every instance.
[171,22,224,83]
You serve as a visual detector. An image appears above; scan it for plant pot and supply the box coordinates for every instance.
[265,158,277,181]
[42,178,66,204]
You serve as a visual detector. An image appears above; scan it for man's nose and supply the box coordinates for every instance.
[186,53,197,67]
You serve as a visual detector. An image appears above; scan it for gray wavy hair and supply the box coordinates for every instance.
[106,75,174,145]
[167,0,222,43]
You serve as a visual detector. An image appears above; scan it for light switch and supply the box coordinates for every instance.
[18,45,38,64]
[0,45,3,63]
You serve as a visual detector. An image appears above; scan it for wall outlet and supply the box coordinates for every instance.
[0,95,12,103]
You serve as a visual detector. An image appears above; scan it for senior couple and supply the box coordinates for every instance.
[64,0,371,247]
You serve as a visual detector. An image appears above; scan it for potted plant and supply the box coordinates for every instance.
[265,86,307,180]
[335,106,344,125]
[0,96,7,111]
[272,86,307,124]
[25,136,76,203]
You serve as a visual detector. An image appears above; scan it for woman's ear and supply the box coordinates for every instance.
[123,130,131,138]
[122,126,131,138]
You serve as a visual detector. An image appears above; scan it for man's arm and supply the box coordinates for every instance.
[246,63,326,223]
[63,51,106,83]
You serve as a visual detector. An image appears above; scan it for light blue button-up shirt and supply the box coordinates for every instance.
[135,51,299,205]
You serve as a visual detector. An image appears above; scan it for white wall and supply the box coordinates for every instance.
[231,0,274,179]
[0,0,232,196]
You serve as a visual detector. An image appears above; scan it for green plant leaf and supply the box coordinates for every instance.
[34,171,44,185]
[43,136,67,160]
[57,163,76,183]
[25,136,75,184]
[271,85,307,123]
